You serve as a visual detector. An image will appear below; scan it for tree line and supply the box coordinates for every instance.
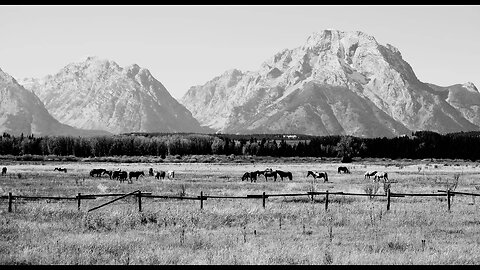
[1,131,480,161]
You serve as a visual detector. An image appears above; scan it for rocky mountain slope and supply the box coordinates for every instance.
[181,30,479,137]
[22,57,209,134]
[0,68,109,136]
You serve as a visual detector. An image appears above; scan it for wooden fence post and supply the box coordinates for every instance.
[387,189,391,211]
[262,192,266,209]
[8,192,12,213]
[325,190,329,211]
[77,193,81,211]
[200,191,204,210]
[447,190,451,212]
[138,191,142,212]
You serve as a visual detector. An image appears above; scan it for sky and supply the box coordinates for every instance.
[0,5,479,99]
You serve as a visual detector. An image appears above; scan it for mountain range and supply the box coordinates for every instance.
[0,68,109,137]
[1,29,479,138]
[180,30,480,137]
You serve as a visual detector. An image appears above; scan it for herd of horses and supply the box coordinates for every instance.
[241,167,350,183]
[241,166,389,183]
[87,168,175,184]
[241,168,293,182]
[1,164,389,184]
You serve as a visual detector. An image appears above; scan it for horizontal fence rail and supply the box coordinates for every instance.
[3,188,480,213]
[438,190,480,196]
[391,193,448,197]
[142,194,202,200]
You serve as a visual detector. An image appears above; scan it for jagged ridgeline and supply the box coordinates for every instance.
[181,30,480,137]
[2,131,480,161]
[20,57,210,134]
[0,68,110,137]
[3,29,479,138]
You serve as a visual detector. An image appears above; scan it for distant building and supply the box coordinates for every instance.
[283,134,298,139]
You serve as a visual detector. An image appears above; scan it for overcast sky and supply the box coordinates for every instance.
[1,5,479,99]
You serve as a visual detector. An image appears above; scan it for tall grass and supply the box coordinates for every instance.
[1,160,480,264]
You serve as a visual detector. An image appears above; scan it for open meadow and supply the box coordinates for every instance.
[1,157,480,264]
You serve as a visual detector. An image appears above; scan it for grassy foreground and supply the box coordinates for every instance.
[1,159,480,264]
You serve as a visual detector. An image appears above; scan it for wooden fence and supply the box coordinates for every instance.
[2,188,480,213]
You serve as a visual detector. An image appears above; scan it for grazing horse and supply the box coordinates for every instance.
[364,171,377,179]
[1,167,6,176]
[374,172,388,182]
[129,171,145,181]
[118,171,128,183]
[259,170,277,181]
[148,168,154,177]
[111,170,122,180]
[276,170,293,181]
[102,170,113,179]
[250,171,260,182]
[54,167,67,173]
[307,171,328,182]
[242,172,251,182]
[241,171,258,183]
[90,169,106,177]
[155,170,166,180]
[167,170,175,179]
[337,166,350,174]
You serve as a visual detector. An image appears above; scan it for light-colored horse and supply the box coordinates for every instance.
[307,171,328,182]
[364,170,377,179]
[167,170,175,179]
[374,172,388,182]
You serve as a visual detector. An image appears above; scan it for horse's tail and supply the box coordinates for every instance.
[288,172,292,180]
[325,172,328,182]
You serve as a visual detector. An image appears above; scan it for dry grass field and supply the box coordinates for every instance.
[1,156,480,264]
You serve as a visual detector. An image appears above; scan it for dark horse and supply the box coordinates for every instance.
[242,171,260,183]
[111,170,122,180]
[276,170,293,181]
[129,171,145,181]
[1,167,6,176]
[337,166,350,174]
[307,171,328,182]
[149,168,154,177]
[259,169,277,182]
[54,167,67,173]
[117,171,128,183]
[102,170,114,179]
[90,169,106,177]
[155,170,166,180]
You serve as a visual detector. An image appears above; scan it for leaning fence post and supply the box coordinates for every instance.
[200,191,204,210]
[8,192,13,213]
[262,192,266,209]
[77,193,81,211]
[447,189,451,212]
[138,191,142,212]
[386,189,391,211]
[325,190,329,211]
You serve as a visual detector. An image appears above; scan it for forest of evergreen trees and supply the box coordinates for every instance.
[1,131,480,161]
